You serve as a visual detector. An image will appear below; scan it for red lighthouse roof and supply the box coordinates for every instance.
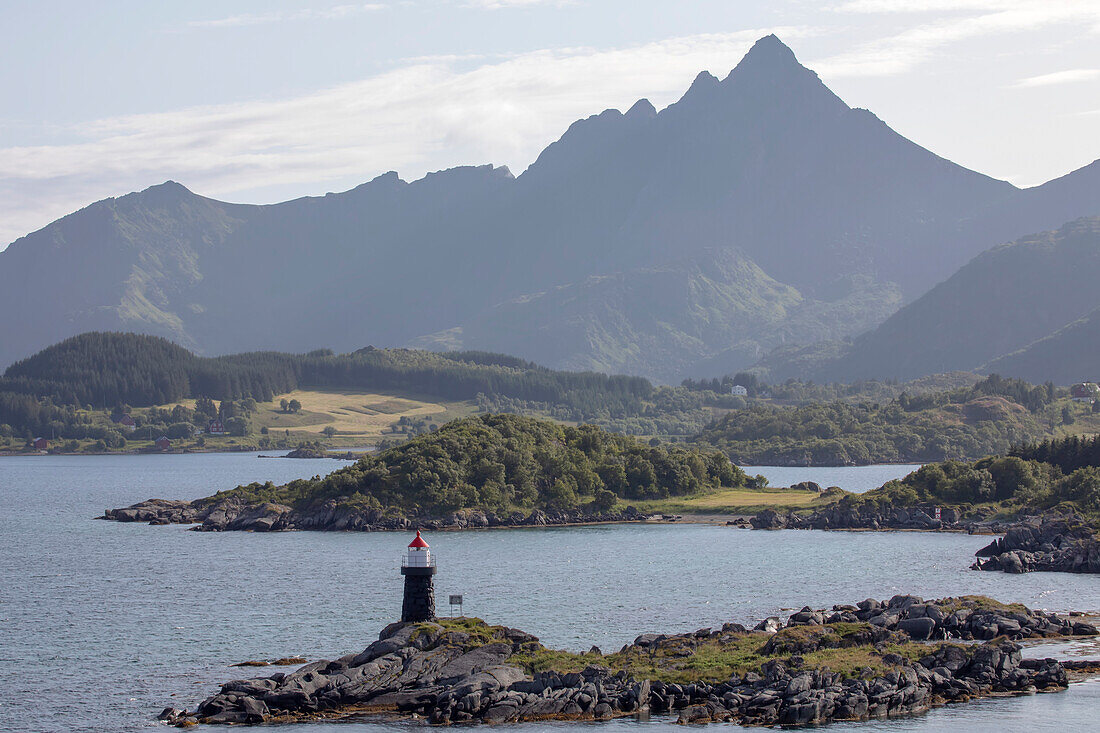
[408,529,429,548]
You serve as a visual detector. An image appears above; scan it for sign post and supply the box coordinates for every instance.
[449,594,463,618]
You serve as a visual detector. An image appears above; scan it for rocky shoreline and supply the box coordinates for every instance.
[102,497,664,533]
[750,506,1100,575]
[158,595,1095,728]
[972,519,1100,574]
[750,504,972,532]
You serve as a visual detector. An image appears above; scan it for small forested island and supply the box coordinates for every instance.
[105,413,744,531]
[159,595,1096,727]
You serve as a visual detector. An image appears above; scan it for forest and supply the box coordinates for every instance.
[0,333,1086,465]
[689,375,1053,465]
[211,413,745,515]
[0,333,653,439]
[854,435,1100,522]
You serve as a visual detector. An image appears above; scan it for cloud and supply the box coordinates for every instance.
[0,27,814,247]
[188,4,387,29]
[1014,68,1100,87]
[815,2,1100,77]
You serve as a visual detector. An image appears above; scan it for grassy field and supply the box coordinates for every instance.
[0,388,478,455]
[1053,399,1100,438]
[632,486,838,516]
[250,389,476,445]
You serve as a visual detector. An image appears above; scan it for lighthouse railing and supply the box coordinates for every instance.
[401,554,436,568]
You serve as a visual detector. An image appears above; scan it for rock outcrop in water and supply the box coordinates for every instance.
[102,498,653,532]
[750,504,967,531]
[972,519,1100,574]
[158,595,1089,727]
[766,594,1097,642]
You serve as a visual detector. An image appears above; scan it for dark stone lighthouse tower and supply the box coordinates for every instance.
[400,529,436,622]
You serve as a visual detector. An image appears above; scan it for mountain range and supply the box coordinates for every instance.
[1,35,1098,382]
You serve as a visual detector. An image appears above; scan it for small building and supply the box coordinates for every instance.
[730,385,749,396]
[207,419,226,435]
[155,436,171,451]
[32,437,49,451]
[113,414,137,432]
[1071,383,1099,403]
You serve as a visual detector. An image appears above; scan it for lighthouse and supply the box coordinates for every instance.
[400,529,437,622]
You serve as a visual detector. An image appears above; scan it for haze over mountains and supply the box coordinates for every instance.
[766,218,1100,384]
[2,36,1098,382]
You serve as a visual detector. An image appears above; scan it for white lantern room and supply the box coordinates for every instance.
[406,529,432,567]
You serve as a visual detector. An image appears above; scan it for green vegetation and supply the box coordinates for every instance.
[1,333,1092,467]
[206,413,744,515]
[2,332,652,411]
[846,434,1100,524]
[0,332,652,448]
[691,375,1052,465]
[476,384,746,438]
[433,618,951,685]
[630,485,842,516]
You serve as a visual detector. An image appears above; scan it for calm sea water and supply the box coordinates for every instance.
[2,454,1099,733]
[740,464,923,494]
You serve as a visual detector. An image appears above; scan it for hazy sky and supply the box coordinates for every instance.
[1,0,1098,249]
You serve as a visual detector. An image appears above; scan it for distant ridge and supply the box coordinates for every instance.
[1,36,1098,381]
[762,218,1100,383]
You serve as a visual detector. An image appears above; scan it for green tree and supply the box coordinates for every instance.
[590,489,617,513]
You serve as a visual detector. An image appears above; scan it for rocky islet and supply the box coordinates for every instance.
[158,595,1094,728]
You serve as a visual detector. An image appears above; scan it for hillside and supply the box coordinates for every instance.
[412,250,900,383]
[984,307,1100,384]
[762,218,1100,382]
[0,331,652,410]
[690,376,1053,466]
[4,36,1097,381]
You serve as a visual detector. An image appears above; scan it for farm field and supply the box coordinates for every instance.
[250,389,476,444]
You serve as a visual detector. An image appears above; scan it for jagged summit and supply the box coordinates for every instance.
[684,70,719,96]
[725,34,818,85]
[738,34,799,68]
[626,98,656,119]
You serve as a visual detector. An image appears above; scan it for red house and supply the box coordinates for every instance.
[155,436,171,451]
[114,414,137,432]
[1071,383,1098,403]
[207,419,226,435]
[32,437,49,451]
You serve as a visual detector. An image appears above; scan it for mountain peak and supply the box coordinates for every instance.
[726,34,804,81]
[141,180,192,196]
[626,98,656,119]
